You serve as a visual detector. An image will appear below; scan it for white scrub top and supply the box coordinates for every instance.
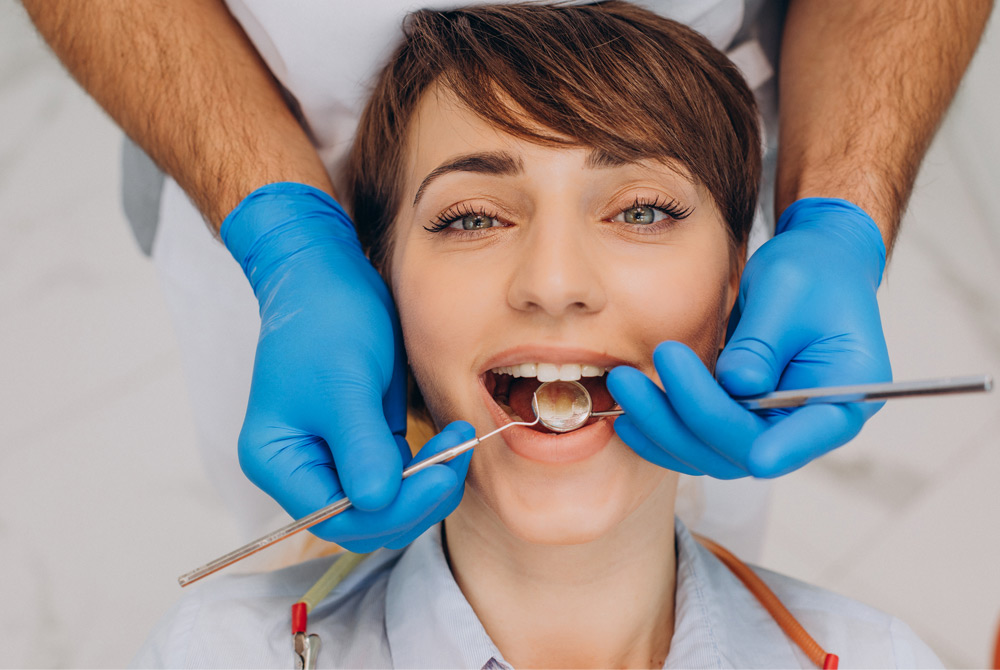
[221,0,769,195]
[150,0,781,551]
[132,519,941,668]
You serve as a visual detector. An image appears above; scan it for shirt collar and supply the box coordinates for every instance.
[386,525,510,669]
[666,519,802,667]
[384,519,799,669]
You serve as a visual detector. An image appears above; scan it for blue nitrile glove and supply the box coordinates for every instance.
[608,198,892,478]
[222,182,471,551]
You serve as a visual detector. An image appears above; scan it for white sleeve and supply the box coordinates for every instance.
[888,618,945,669]
[130,590,203,669]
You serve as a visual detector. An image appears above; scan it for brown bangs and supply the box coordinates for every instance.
[345,1,762,271]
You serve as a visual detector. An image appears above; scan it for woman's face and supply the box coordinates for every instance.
[389,85,740,545]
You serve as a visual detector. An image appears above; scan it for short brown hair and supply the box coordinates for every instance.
[345,1,762,270]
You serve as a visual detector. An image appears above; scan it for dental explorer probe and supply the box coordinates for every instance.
[180,374,991,585]
[178,416,540,587]
[531,374,994,432]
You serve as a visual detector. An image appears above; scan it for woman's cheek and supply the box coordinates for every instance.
[609,258,730,373]
[394,252,485,426]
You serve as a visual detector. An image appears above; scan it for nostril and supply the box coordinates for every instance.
[506,254,607,316]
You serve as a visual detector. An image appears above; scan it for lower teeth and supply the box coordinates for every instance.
[496,400,524,422]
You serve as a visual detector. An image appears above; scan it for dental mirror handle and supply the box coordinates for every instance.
[732,374,991,410]
[590,374,992,416]
[178,418,538,587]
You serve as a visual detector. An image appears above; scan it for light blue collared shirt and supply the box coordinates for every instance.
[134,520,940,668]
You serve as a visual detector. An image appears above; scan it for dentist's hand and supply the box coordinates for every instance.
[608,198,892,478]
[223,182,469,551]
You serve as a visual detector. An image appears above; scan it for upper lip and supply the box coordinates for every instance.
[477,345,636,375]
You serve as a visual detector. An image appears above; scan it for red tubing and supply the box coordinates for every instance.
[695,533,836,669]
[992,614,1000,669]
[291,602,308,634]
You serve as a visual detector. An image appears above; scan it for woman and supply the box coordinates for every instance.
[135,4,938,667]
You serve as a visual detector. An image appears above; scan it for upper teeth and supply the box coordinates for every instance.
[489,363,608,381]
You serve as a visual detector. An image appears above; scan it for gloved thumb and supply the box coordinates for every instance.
[716,286,810,398]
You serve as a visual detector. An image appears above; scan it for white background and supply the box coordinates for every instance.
[2,1,999,666]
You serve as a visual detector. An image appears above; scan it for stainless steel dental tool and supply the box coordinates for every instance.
[179,416,539,587]
[180,373,990,586]
[530,374,994,433]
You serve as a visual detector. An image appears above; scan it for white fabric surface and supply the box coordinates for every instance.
[152,0,779,550]
[132,519,941,668]
[222,0,749,197]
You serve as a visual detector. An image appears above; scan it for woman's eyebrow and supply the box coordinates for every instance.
[585,148,632,169]
[586,148,696,185]
[413,151,523,205]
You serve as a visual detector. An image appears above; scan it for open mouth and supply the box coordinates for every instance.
[483,363,618,434]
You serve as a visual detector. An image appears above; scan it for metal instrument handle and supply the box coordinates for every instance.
[591,374,992,415]
[178,418,538,587]
[734,374,992,410]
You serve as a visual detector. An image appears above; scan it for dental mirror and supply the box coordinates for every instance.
[183,375,990,586]
[531,380,620,432]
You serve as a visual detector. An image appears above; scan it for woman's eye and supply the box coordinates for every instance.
[615,205,668,225]
[424,208,508,235]
[453,213,501,230]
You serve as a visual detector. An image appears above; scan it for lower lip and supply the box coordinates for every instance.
[479,382,616,464]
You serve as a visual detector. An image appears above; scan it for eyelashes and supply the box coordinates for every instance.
[423,203,505,233]
[425,195,692,235]
[621,195,693,222]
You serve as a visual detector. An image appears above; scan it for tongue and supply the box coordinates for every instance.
[508,375,615,425]
[508,377,543,423]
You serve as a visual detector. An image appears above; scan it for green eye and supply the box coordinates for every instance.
[456,214,499,230]
[608,197,691,229]
[621,206,665,225]
[425,207,507,235]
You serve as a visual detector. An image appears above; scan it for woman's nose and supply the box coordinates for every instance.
[507,213,607,317]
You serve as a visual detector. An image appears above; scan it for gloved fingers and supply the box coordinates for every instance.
[607,365,748,479]
[612,415,702,476]
[384,483,467,551]
[238,428,345,521]
[410,421,475,480]
[318,465,459,552]
[766,328,891,426]
[312,420,474,549]
[747,403,866,478]
[652,341,765,464]
[318,379,405,511]
[776,362,890,425]
[858,398,886,422]
[767,303,891,387]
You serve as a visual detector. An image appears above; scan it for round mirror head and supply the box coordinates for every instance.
[531,380,593,432]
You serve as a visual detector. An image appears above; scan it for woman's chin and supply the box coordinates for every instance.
[468,460,652,546]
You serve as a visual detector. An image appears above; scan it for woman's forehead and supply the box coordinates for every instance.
[402,84,700,201]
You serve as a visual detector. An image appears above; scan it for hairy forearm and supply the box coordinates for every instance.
[21,0,334,228]
[776,0,992,250]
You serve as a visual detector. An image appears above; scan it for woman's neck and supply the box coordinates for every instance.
[444,480,678,669]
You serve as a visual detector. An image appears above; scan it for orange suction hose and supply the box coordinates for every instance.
[992,614,999,669]
[694,533,838,669]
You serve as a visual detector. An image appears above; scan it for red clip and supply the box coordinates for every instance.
[291,602,308,635]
